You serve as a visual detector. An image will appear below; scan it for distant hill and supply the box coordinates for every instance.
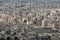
[0,0,60,8]
[0,0,60,3]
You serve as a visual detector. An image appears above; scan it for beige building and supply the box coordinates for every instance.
[42,18,50,28]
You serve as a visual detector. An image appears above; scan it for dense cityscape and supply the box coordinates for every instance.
[0,0,60,40]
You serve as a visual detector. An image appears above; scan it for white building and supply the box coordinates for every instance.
[50,10,56,16]
[42,18,50,28]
